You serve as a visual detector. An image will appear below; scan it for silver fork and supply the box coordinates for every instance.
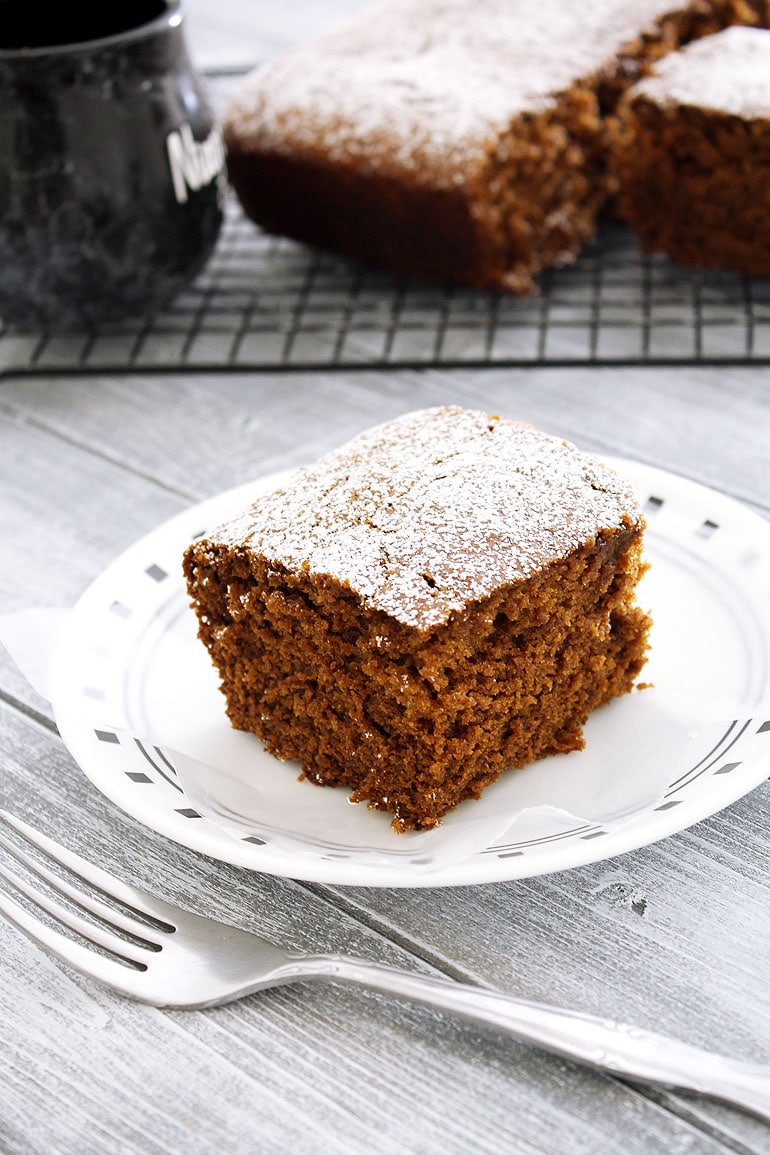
[1,808,768,1124]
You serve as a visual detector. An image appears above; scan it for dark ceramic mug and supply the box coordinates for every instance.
[0,0,225,328]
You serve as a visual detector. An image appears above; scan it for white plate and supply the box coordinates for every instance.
[48,459,770,888]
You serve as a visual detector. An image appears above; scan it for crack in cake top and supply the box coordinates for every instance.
[204,407,642,630]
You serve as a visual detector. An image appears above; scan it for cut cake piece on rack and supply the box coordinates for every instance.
[220,0,769,292]
[610,25,770,277]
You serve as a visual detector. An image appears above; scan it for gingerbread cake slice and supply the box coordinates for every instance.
[183,407,651,832]
[221,0,768,293]
[610,26,770,277]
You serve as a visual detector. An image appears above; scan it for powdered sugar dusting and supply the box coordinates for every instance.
[205,407,642,630]
[223,0,695,188]
[630,26,770,119]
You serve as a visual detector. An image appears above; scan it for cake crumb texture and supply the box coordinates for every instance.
[610,26,770,277]
[184,407,652,831]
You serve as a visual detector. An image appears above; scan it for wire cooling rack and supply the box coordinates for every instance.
[3,195,770,376]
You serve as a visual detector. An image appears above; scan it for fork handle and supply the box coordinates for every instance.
[292,955,770,1122]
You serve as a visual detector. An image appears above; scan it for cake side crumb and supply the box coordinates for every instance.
[184,406,651,830]
[610,26,770,277]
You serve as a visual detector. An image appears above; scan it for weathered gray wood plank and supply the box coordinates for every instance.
[0,407,187,716]
[2,703,747,1155]
[1,365,769,512]
[185,0,372,70]
[1,368,768,1152]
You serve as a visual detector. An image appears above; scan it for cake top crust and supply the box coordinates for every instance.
[203,406,642,630]
[223,0,693,188]
[629,26,770,118]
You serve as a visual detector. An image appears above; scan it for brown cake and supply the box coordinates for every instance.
[221,0,769,293]
[183,407,651,831]
[610,26,770,276]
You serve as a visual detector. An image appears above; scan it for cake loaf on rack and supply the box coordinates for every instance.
[610,26,770,277]
[183,406,651,831]
[221,0,769,293]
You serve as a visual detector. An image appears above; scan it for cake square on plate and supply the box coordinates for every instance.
[184,407,651,830]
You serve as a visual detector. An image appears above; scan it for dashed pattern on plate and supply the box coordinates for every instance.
[48,462,770,884]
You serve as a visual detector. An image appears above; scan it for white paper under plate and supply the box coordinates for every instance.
[24,459,770,887]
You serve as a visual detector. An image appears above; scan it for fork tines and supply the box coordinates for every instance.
[0,809,175,986]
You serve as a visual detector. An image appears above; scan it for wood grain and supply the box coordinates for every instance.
[3,703,753,1155]
[1,363,769,1152]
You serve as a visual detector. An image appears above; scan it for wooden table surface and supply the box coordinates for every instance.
[1,4,769,1153]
